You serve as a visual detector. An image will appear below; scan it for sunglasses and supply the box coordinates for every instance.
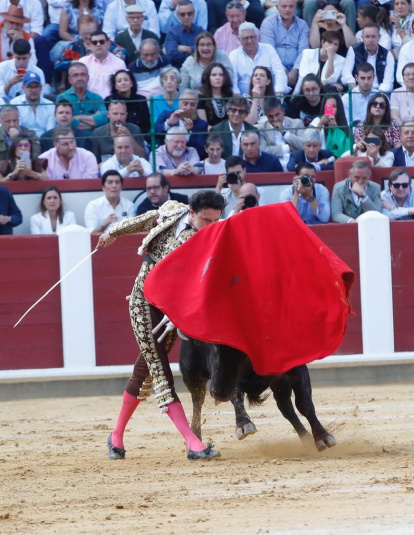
[228,107,247,114]
[91,39,106,45]
[226,2,244,7]
[392,182,410,189]
[371,101,386,109]
[178,11,194,17]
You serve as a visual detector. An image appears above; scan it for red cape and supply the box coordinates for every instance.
[144,203,355,375]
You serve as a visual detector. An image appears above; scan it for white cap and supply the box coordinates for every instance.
[126,5,145,14]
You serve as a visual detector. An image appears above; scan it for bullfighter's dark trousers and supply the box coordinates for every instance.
[125,261,179,411]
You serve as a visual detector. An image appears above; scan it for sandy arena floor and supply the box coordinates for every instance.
[0,383,413,535]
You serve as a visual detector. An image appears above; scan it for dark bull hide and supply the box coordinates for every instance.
[179,338,337,452]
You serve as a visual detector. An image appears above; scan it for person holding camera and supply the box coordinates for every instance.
[216,155,246,218]
[280,162,331,224]
[308,4,356,53]
[228,182,261,216]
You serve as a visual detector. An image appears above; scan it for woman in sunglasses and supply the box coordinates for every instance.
[341,126,394,167]
[0,137,48,181]
[381,168,414,220]
[353,93,401,148]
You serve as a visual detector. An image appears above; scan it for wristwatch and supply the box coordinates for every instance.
[307,195,315,202]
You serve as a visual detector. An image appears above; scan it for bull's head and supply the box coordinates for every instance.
[209,344,249,402]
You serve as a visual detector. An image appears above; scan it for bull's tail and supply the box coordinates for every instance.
[246,391,270,407]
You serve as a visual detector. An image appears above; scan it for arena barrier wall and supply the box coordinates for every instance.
[1,212,414,380]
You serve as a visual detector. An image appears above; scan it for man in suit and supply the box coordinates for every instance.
[210,97,257,160]
[155,88,208,158]
[115,5,159,65]
[136,172,189,215]
[257,97,304,171]
[331,160,381,223]
[391,121,414,166]
[287,128,334,171]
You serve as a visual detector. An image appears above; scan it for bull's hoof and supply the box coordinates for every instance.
[236,422,257,441]
[315,433,337,452]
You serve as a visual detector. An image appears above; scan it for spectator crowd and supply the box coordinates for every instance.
[1,0,414,234]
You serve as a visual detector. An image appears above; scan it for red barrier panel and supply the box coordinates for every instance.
[0,235,63,370]
[390,221,414,352]
[312,224,362,355]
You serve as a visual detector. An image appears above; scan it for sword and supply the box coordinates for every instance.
[13,248,99,328]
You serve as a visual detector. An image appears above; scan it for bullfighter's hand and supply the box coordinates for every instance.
[96,232,116,249]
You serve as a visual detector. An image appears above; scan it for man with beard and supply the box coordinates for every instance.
[39,126,99,180]
[151,126,200,176]
[136,172,189,215]
[128,38,171,99]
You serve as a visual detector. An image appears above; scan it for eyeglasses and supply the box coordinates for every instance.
[371,101,386,109]
[91,39,106,45]
[391,182,410,189]
[228,107,247,115]
[226,2,244,8]
[146,185,162,191]
[178,11,195,17]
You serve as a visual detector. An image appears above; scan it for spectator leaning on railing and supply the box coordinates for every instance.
[381,168,414,221]
[39,125,99,180]
[331,160,381,224]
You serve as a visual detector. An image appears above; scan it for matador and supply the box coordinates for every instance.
[98,188,225,462]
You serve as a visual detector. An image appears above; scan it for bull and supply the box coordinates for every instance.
[179,337,337,452]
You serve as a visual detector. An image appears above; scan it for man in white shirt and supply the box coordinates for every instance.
[341,63,375,124]
[341,23,395,93]
[103,0,160,40]
[10,72,55,137]
[84,170,135,233]
[229,22,289,95]
[100,135,152,177]
[0,38,44,102]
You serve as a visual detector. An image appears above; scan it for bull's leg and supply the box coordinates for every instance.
[270,377,311,441]
[230,387,257,440]
[285,366,337,452]
[189,383,207,441]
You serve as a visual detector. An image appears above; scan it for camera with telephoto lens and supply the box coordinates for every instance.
[300,175,312,187]
[224,173,239,188]
[241,194,258,210]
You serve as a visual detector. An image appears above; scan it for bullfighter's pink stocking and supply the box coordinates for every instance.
[111,391,140,449]
[167,401,206,451]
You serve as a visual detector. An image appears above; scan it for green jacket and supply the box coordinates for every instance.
[0,126,41,162]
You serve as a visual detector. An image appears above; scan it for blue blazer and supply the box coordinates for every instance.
[287,149,334,172]
[391,147,406,166]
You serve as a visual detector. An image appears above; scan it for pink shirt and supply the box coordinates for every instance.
[214,22,241,55]
[39,147,99,180]
[79,53,126,99]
